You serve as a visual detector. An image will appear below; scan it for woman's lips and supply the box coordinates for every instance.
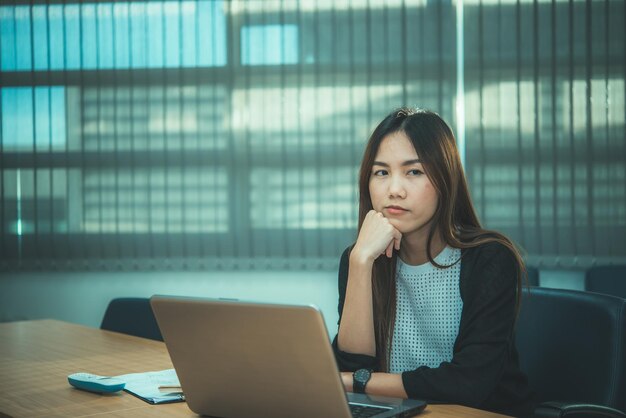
[385,206,408,215]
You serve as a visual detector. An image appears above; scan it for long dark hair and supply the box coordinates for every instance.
[357,108,526,372]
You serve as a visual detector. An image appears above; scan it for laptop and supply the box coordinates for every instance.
[150,295,427,418]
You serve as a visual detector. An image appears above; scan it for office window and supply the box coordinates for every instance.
[464,0,625,266]
[241,25,299,65]
[1,87,66,150]
[1,0,624,270]
[1,0,453,270]
[0,2,226,71]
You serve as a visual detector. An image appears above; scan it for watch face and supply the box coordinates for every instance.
[354,368,371,383]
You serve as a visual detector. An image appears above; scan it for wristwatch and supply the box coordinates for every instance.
[352,368,372,394]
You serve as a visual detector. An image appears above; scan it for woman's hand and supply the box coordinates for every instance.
[352,210,402,263]
[338,210,401,356]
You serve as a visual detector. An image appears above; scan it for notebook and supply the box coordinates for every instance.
[150,295,427,418]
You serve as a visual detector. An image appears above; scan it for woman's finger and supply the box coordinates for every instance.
[394,232,402,251]
[385,240,394,258]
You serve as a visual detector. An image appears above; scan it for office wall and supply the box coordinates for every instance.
[0,268,584,338]
[0,270,340,336]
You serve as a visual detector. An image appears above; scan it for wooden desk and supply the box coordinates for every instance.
[0,320,508,418]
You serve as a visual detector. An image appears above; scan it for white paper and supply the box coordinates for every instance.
[114,368,183,404]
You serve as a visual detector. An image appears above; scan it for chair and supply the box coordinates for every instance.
[516,287,626,417]
[526,266,540,287]
[585,265,626,299]
[100,297,163,341]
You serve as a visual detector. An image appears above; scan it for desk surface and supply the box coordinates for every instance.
[0,320,508,418]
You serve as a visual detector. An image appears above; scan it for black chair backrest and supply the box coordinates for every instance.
[526,266,539,287]
[585,265,626,299]
[516,287,626,412]
[100,297,163,341]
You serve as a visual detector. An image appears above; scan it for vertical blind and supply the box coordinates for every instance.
[0,0,624,271]
[1,0,455,270]
[464,0,625,267]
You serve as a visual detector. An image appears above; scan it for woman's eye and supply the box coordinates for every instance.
[373,169,388,176]
[408,169,423,176]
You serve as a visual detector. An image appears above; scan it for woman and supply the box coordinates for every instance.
[332,108,535,417]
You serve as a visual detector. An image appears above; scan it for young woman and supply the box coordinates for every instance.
[332,108,535,417]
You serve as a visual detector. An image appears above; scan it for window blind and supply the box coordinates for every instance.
[1,0,455,270]
[1,0,624,271]
[464,0,625,267]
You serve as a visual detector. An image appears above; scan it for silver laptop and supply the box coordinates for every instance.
[150,295,427,418]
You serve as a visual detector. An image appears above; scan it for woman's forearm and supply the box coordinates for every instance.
[341,372,408,399]
[337,252,376,356]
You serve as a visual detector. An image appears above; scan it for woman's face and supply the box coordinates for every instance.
[368,131,439,240]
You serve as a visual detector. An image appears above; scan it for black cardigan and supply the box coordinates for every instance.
[332,242,536,417]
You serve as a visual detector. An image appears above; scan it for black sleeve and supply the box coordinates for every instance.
[401,243,519,408]
[331,246,378,372]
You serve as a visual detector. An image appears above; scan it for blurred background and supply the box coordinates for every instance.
[1,0,624,334]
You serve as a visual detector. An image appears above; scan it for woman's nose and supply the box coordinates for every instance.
[388,176,407,199]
